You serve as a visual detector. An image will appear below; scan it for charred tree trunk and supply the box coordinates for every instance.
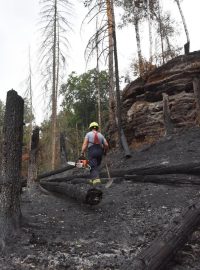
[111,0,131,157]
[0,90,24,246]
[106,0,116,127]
[28,127,40,186]
[51,0,58,170]
[193,77,200,125]
[184,42,190,55]
[40,181,102,205]
[60,132,67,167]
[162,93,173,135]
[131,201,200,270]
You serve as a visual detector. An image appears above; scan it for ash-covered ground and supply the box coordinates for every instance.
[1,128,200,270]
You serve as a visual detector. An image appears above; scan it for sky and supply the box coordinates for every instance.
[0,0,200,124]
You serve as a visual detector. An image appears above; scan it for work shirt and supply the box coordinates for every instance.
[85,131,106,148]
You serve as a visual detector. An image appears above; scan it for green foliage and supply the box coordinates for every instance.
[60,69,109,130]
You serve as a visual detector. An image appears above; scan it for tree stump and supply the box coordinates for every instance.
[0,90,24,246]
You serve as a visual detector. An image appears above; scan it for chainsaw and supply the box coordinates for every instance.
[67,159,91,170]
[67,157,113,188]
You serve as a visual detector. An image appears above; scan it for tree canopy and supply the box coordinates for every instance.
[60,69,109,130]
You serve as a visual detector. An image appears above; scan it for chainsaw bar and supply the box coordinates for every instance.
[67,161,76,166]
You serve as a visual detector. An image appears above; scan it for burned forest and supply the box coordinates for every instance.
[0,50,200,270]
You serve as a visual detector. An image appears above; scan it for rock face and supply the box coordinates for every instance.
[121,50,200,149]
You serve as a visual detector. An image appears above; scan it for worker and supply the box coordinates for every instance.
[80,122,109,185]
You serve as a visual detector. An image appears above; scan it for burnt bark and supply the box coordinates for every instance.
[38,161,200,183]
[121,129,132,158]
[124,174,200,186]
[60,132,67,166]
[28,127,40,185]
[193,76,200,125]
[38,164,75,180]
[131,201,200,270]
[184,42,190,54]
[0,90,24,245]
[40,181,102,205]
[102,161,200,177]
[40,177,123,185]
[162,93,173,135]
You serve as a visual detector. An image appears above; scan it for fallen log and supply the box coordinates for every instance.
[40,181,102,205]
[131,201,200,270]
[40,177,123,185]
[39,160,200,184]
[39,174,88,183]
[125,174,200,185]
[128,161,200,175]
[38,164,75,180]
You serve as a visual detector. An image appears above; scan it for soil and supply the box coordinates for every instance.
[1,128,200,270]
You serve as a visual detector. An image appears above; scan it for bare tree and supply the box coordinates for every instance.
[146,0,153,63]
[38,0,73,169]
[174,0,189,45]
[117,0,144,75]
[106,0,116,126]
[23,47,34,151]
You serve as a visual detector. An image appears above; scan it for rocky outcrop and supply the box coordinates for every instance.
[121,50,200,149]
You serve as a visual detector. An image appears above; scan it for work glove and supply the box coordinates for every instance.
[103,149,107,156]
[79,152,85,160]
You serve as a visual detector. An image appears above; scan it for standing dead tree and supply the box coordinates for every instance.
[0,90,24,247]
[84,0,131,157]
[174,0,190,54]
[28,127,40,186]
[60,131,68,167]
[38,0,73,170]
[162,93,173,135]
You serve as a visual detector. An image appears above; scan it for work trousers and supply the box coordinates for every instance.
[88,144,103,179]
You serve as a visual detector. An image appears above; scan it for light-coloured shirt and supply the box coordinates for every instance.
[85,131,106,148]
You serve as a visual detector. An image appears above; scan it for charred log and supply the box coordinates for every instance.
[106,161,200,176]
[124,174,200,185]
[131,201,200,270]
[40,177,123,185]
[40,182,103,205]
[39,161,200,184]
[38,164,75,180]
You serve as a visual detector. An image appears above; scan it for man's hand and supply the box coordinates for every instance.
[79,152,85,160]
